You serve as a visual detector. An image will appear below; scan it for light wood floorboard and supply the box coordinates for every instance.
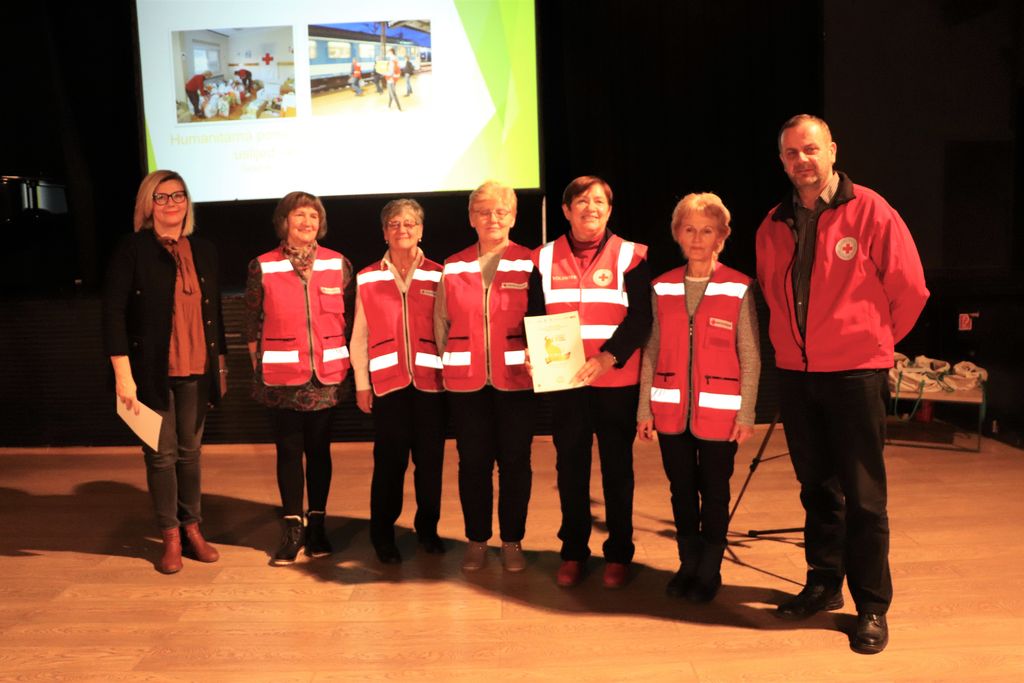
[1,427,1022,681]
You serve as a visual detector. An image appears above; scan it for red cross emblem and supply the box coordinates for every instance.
[593,268,613,286]
[262,53,274,65]
[834,237,858,261]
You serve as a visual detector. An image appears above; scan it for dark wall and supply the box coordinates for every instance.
[3,1,1022,446]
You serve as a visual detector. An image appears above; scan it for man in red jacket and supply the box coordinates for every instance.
[756,114,929,655]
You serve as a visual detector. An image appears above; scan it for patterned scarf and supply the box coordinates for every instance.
[281,240,317,280]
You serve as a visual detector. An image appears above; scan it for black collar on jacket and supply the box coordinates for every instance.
[770,171,856,226]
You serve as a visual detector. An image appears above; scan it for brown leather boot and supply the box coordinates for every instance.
[181,522,220,563]
[158,527,183,574]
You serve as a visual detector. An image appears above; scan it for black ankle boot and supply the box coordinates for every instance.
[271,517,304,566]
[686,542,726,603]
[666,536,703,597]
[305,511,333,558]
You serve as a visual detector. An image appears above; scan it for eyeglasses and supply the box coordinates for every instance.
[472,208,512,219]
[385,220,421,230]
[153,191,187,205]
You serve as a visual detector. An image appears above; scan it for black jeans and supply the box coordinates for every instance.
[448,387,535,543]
[657,431,737,553]
[270,408,334,517]
[143,377,209,530]
[551,385,638,564]
[369,387,446,546]
[778,368,892,614]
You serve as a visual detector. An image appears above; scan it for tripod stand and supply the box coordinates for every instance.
[728,411,802,538]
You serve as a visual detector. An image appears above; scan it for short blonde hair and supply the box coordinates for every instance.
[468,180,517,214]
[273,191,328,240]
[671,192,732,256]
[133,170,195,235]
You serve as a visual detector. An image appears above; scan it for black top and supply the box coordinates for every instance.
[102,230,227,410]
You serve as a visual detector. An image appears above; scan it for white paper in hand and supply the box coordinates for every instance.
[116,397,163,451]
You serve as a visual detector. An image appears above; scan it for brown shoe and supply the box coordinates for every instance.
[158,528,183,574]
[501,542,526,572]
[181,522,220,563]
[603,562,629,589]
[556,560,585,587]
[461,541,489,572]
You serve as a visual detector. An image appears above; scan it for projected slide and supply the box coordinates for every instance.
[135,0,540,202]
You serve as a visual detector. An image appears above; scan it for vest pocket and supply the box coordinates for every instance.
[702,324,735,350]
[319,289,344,313]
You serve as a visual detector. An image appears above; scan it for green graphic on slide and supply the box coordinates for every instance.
[451,0,540,188]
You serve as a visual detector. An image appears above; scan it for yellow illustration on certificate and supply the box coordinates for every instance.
[524,311,586,393]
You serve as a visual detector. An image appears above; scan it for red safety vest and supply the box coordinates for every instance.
[356,258,443,396]
[650,263,750,439]
[257,246,350,386]
[352,61,361,78]
[533,233,647,387]
[441,242,533,392]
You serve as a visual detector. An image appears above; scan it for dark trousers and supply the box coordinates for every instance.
[144,378,209,530]
[778,368,892,614]
[369,387,446,546]
[186,89,201,116]
[657,431,737,554]
[552,385,638,564]
[449,387,535,543]
[270,408,334,518]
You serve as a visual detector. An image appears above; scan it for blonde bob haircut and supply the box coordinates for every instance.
[273,191,328,240]
[671,192,732,257]
[468,180,517,214]
[133,170,195,235]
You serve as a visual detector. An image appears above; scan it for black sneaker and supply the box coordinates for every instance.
[304,513,333,558]
[271,520,304,566]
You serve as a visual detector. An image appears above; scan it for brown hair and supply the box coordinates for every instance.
[561,175,613,207]
[133,170,195,235]
[380,198,425,228]
[272,191,328,240]
[778,114,832,151]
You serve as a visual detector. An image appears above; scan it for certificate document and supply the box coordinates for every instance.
[524,311,586,393]
[116,397,163,451]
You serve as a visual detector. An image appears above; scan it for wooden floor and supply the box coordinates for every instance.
[1,427,1023,681]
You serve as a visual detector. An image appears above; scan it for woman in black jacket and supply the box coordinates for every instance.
[103,170,227,574]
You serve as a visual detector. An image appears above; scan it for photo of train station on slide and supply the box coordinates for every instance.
[309,21,431,116]
[173,26,296,123]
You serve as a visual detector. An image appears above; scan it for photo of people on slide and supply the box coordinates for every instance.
[174,26,297,123]
[309,21,431,116]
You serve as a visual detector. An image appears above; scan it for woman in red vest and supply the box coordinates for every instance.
[434,181,535,573]
[636,192,760,602]
[527,176,652,589]
[244,191,353,566]
[350,199,445,564]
